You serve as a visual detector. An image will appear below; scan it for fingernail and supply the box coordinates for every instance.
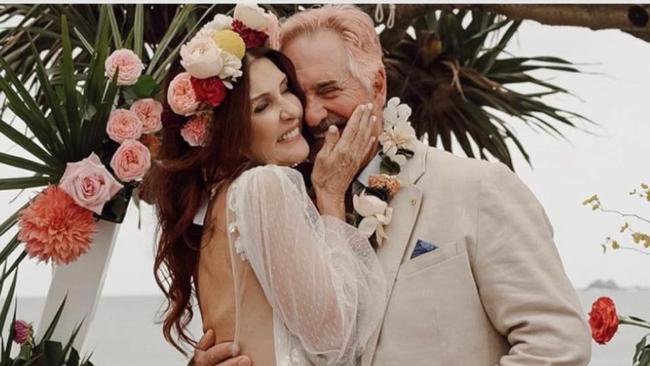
[237,357,251,366]
[230,343,240,356]
[370,136,376,142]
[371,116,377,123]
[360,104,366,111]
[367,103,373,109]
[328,125,337,133]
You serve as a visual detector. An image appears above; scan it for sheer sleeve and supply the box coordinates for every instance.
[227,165,386,365]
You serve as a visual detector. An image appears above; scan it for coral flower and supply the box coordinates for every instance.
[18,186,96,265]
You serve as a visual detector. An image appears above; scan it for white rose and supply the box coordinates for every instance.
[197,14,233,39]
[219,52,243,86]
[234,3,268,31]
[180,35,224,79]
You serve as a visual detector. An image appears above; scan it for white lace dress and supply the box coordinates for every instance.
[225,165,386,366]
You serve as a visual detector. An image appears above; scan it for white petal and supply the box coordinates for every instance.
[358,217,379,238]
[353,193,387,217]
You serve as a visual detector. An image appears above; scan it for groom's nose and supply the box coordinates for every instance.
[304,96,328,128]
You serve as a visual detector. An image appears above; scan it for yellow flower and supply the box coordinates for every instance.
[611,240,620,250]
[582,194,599,206]
[620,222,629,232]
[212,30,246,59]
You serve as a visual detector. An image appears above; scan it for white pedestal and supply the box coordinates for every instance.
[36,219,121,353]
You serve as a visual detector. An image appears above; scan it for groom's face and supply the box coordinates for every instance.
[283,30,381,157]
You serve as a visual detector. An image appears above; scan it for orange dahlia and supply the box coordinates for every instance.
[18,186,96,265]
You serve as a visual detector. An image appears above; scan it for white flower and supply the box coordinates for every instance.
[233,3,269,31]
[196,14,234,39]
[204,14,233,33]
[379,121,416,156]
[219,52,243,86]
[353,192,394,246]
[383,97,412,130]
[379,97,417,165]
[180,35,224,79]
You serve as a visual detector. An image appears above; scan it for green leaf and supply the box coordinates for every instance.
[132,74,157,98]
[43,340,63,366]
[0,176,53,191]
[0,152,58,175]
[106,5,123,49]
[61,15,82,160]
[0,235,21,269]
[0,119,58,168]
[133,4,144,58]
[0,270,18,336]
[66,348,80,366]
[147,4,194,75]
[39,297,67,343]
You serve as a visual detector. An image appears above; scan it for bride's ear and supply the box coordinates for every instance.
[371,68,387,107]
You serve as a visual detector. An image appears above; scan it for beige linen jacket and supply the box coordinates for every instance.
[360,141,591,366]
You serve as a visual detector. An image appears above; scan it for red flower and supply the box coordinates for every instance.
[190,76,226,107]
[588,296,619,344]
[232,19,268,48]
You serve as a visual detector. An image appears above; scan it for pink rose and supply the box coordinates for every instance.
[181,112,212,147]
[105,49,144,86]
[110,140,152,182]
[265,13,280,50]
[130,98,163,134]
[167,72,200,116]
[59,153,124,215]
[106,108,143,143]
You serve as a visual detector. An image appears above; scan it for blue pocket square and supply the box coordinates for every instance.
[410,239,437,259]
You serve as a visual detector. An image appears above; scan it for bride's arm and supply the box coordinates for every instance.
[231,165,385,365]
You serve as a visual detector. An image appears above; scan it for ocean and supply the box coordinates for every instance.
[11,289,650,365]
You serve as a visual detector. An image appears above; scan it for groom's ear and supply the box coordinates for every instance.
[372,68,387,107]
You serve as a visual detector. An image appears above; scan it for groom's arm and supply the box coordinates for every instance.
[474,163,591,366]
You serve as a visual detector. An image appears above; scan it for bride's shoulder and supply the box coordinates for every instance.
[232,164,304,193]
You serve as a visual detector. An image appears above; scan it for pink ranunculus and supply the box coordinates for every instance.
[181,112,212,147]
[167,72,200,116]
[130,98,163,134]
[106,108,143,143]
[110,139,152,182]
[12,320,32,345]
[59,153,124,215]
[104,49,144,86]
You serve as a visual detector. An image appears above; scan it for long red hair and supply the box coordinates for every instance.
[144,47,305,354]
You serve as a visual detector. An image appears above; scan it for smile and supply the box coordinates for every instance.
[278,127,301,142]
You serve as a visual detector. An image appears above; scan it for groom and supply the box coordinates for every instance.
[193,5,591,366]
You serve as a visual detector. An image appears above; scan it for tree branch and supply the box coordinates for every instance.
[369,4,650,50]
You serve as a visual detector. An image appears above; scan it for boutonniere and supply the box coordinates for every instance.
[350,98,416,246]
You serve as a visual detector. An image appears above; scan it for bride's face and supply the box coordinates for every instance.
[247,57,309,166]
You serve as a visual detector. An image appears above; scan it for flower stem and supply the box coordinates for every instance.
[620,316,650,330]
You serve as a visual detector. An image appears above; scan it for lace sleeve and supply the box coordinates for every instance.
[228,165,386,365]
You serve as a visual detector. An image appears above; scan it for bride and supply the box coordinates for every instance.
[146,7,386,366]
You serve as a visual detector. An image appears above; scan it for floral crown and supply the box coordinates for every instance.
[166,4,279,147]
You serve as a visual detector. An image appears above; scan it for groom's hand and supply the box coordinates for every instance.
[191,329,251,366]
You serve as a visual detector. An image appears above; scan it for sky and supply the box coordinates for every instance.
[1,18,649,297]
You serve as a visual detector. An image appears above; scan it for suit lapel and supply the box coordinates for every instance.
[361,141,428,366]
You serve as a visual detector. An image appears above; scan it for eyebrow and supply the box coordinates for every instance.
[250,76,288,101]
[314,80,338,92]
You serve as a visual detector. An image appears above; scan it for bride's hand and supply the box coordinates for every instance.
[311,103,377,218]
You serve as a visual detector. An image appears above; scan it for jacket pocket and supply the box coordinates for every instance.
[397,241,459,280]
